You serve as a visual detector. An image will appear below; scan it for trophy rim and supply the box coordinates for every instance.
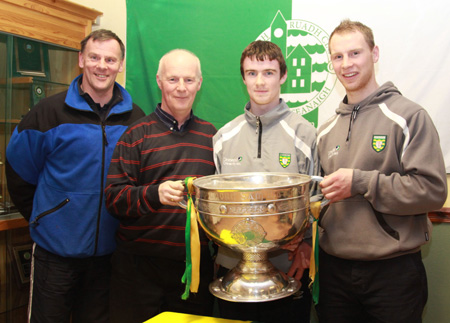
[193,172,311,191]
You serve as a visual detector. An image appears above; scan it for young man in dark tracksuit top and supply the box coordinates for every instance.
[105,49,216,323]
[316,20,447,323]
[5,30,145,323]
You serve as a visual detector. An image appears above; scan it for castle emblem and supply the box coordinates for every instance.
[257,11,336,127]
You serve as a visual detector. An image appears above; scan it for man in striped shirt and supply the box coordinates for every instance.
[105,49,217,323]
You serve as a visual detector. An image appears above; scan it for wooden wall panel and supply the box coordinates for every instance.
[0,0,102,49]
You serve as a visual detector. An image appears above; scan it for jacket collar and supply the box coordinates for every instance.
[65,74,133,116]
[244,98,291,127]
[338,81,400,116]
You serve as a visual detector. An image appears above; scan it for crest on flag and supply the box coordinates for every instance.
[256,11,336,127]
[279,153,291,168]
[372,135,387,152]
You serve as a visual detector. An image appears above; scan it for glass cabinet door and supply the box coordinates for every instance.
[0,32,79,217]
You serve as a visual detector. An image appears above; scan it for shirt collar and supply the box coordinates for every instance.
[155,104,193,132]
[77,77,123,115]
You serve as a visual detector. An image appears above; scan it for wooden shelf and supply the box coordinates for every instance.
[0,213,27,231]
[429,207,450,223]
[0,77,34,85]
[0,119,22,124]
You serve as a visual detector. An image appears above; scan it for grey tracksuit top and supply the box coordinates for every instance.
[317,82,447,261]
[213,99,319,270]
[214,99,318,175]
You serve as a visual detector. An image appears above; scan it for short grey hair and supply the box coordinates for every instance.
[157,49,202,78]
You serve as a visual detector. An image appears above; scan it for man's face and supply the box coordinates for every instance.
[156,52,202,116]
[330,31,379,101]
[78,38,123,98]
[242,57,287,114]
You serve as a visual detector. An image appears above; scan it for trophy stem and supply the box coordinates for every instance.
[209,250,301,302]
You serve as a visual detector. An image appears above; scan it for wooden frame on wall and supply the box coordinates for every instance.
[11,244,33,285]
[14,38,47,77]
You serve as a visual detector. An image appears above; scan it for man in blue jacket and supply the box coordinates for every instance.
[5,29,145,323]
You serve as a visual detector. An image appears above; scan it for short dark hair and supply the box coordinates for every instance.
[240,41,287,79]
[329,19,375,52]
[80,29,125,59]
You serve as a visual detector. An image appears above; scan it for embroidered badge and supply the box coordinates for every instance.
[279,153,291,168]
[372,135,387,152]
[327,145,340,159]
[223,156,243,166]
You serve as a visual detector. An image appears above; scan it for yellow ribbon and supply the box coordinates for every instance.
[181,177,200,299]
[309,200,321,305]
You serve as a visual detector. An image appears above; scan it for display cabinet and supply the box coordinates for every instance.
[0,0,102,219]
[0,32,80,216]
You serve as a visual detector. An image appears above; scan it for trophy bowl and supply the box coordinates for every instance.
[190,172,312,302]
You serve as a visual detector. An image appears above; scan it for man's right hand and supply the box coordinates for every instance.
[158,180,184,206]
[320,168,353,203]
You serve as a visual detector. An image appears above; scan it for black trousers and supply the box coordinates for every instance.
[29,244,111,323]
[316,249,428,323]
[109,249,215,323]
[216,265,312,323]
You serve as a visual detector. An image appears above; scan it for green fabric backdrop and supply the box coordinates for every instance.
[126,0,292,129]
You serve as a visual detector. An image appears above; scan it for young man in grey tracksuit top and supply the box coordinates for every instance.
[316,20,447,323]
[213,41,319,323]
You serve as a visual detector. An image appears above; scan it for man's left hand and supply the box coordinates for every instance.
[286,241,311,281]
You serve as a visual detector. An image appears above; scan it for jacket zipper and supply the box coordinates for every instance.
[102,123,109,146]
[346,105,360,142]
[94,122,108,255]
[256,116,262,158]
[29,198,70,227]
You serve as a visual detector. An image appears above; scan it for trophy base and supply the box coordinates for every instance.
[209,259,301,302]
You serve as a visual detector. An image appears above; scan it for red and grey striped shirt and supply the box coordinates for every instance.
[105,106,216,261]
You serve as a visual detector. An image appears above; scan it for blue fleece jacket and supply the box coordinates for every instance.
[6,75,145,257]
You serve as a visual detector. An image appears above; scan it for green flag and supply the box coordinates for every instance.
[126,0,292,129]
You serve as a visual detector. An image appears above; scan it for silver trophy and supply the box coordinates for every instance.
[182,172,313,302]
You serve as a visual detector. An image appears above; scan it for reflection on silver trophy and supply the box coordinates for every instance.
[182,172,313,302]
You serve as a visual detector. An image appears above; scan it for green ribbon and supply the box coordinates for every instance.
[181,177,193,300]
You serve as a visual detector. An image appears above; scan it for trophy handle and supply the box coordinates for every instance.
[310,176,330,209]
[311,175,324,182]
[178,199,187,209]
[177,179,194,209]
